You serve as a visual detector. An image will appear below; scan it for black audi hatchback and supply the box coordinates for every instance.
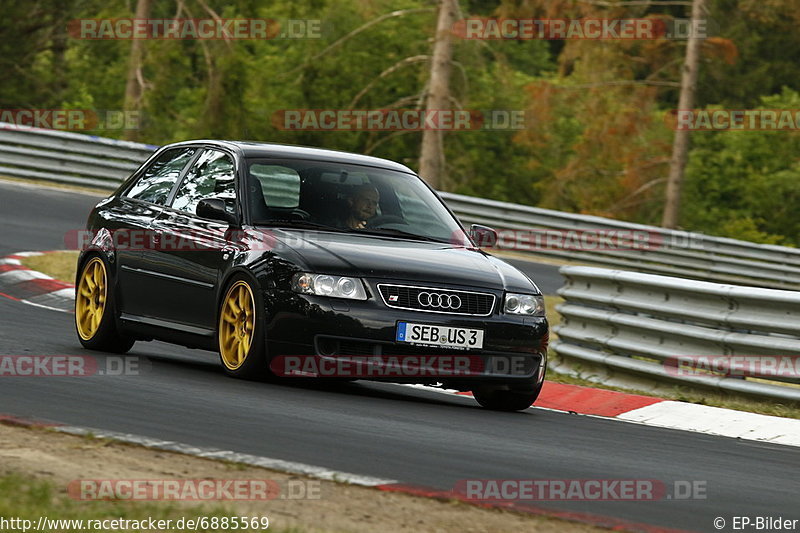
[75,140,548,410]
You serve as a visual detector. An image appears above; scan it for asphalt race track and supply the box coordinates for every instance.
[1,180,798,532]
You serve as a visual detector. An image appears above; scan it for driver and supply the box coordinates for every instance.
[343,184,380,229]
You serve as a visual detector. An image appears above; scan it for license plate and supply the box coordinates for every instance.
[396,322,484,349]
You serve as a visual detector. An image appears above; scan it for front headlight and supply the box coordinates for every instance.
[504,293,545,316]
[292,273,368,300]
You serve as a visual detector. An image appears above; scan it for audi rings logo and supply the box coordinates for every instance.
[417,292,462,309]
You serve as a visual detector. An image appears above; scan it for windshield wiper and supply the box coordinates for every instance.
[355,228,448,243]
[257,221,449,243]
[258,219,347,232]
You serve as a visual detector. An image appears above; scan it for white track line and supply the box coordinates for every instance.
[0,269,48,283]
[618,401,800,447]
[54,425,398,487]
[18,298,72,314]
[398,386,800,447]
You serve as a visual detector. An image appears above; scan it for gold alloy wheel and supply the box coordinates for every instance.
[219,280,256,370]
[75,257,107,341]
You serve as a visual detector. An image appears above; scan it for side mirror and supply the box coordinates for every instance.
[197,198,237,225]
[470,224,498,249]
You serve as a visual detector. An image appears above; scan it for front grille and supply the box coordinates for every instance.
[377,284,495,316]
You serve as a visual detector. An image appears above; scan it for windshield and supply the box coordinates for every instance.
[245,158,470,245]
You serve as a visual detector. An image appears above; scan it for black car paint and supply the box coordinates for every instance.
[78,140,548,391]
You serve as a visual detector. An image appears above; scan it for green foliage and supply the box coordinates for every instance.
[698,0,800,108]
[682,88,800,245]
[2,0,799,245]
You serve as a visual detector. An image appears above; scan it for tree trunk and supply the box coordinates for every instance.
[122,0,151,141]
[49,0,69,107]
[418,0,458,190]
[662,0,706,228]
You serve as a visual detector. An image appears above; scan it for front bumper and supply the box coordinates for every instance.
[263,280,548,390]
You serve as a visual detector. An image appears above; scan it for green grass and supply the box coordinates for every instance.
[0,473,302,532]
[543,295,562,336]
[19,251,79,284]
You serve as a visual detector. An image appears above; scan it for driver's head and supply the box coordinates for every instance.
[348,184,380,222]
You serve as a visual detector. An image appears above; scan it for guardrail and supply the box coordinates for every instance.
[2,122,799,289]
[442,193,800,290]
[0,122,156,189]
[552,266,800,402]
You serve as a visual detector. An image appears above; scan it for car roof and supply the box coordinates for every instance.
[164,140,417,174]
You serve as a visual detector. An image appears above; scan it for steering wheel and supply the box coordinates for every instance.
[290,208,311,220]
[366,215,406,228]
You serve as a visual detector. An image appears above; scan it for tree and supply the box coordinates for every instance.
[123,0,152,141]
[682,88,800,245]
[506,0,680,220]
[662,0,706,228]
[0,0,75,109]
[418,0,459,189]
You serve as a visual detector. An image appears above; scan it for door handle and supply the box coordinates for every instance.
[148,229,164,251]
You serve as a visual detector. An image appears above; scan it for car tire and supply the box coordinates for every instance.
[472,382,543,412]
[75,255,135,354]
[217,273,269,380]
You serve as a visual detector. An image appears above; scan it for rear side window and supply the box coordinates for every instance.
[126,147,196,205]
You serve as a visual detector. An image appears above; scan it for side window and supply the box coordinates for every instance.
[172,150,236,215]
[126,147,196,204]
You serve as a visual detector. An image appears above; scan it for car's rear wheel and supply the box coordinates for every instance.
[472,383,543,412]
[218,275,268,379]
[75,255,135,353]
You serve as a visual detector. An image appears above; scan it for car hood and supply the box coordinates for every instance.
[266,229,539,292]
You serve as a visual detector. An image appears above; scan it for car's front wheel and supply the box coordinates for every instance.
[75,255,135,353]
[472,382,543,412]
[217,274,268,380]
